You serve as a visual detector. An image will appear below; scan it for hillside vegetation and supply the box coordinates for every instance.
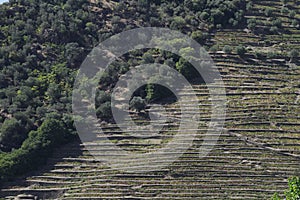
[0,0,300,199]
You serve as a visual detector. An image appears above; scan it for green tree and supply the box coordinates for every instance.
[292,19,299,27]
[65,42,84,68]
[130,97,146,112]
[246,2,253,11]
[142,52,155,64]
[170,16,185,30]
[95,90,111,108]
[289,10,296,18]
[0,118,25,152]
[289,49,299,62]
[191,30,206,45]
[223,45,232,54]
[209,45,219,53]
[272,19,282,28]
[272,177,300,200]
[247,18,257,30]
[200,12,209,21]
[96,102,112,120]
[264,8,273,17]
[46,83,61,103]
[285,177,300,200]
[176,57,197,80]
[236,45,247,56]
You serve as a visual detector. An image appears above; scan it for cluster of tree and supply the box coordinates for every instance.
[0,0,102,151]
[0,113,35,152]
[0,118,74,183]
[114,0,247,31]
[94,47,204,115]
[247,3,299,34]
[0,0,103,181]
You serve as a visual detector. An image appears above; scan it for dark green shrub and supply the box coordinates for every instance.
[292,19,299,27]
[223,45,232,54]
[0,118,26,152]
[191,30,206,45]
[95,90,111,108]
[236,45,247,56]
[264,8,273,17]
[247,18,257,30]
[96,102,112,120]
[170,16,185,30]
[0,118,71,182]
[289,10,296,18]
[130,96,146,112]
[289,49,299,61]
[200,12,209,21]
[209,45,219,53]
[175,57,198,80]
[246,2,253,11]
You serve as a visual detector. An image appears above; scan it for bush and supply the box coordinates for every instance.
[246,2,253,11]
[175,57,198,80]
[142,52,155,64]
[95,90,111,108]
[146,84,175,102]
[191,30,206,44]
[209,45,219,53]
[264,8,273,17]
[289,10,296,18]
[267,51,277,59]
[0,118,72,182]
[285,177,300,200]
[170,16,185,30]
[130,96,146,112]
[281,7,289,15]
[0,118,26,152]
[272,177,300,200]
[247,18,257,30]
[270,26,279,33]
[272,19,282,28]
[200,12,209,21]
[96,101,112,120]
[223,45,232,54]
[236,45,247,56]
[289,49,299,61]
[292,19,299,27]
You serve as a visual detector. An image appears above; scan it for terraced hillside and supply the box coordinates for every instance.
[1,0,300,199]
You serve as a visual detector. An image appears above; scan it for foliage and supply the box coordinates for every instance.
[272,177,300,200]
[236,45,247,56]
[247,18,257,31]
[289,49,299,61]
[0,118,73,182]
[96,102,112,120]
[0,0,98,183]
[0,118,25,152]
[191,30,206,45]
[0,113,35,152]
[223,45,232,54]
[264,8,273,17]
[130,97,146,112]
[95,90,111,108]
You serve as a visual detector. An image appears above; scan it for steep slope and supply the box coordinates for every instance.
[1,0,300,199]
